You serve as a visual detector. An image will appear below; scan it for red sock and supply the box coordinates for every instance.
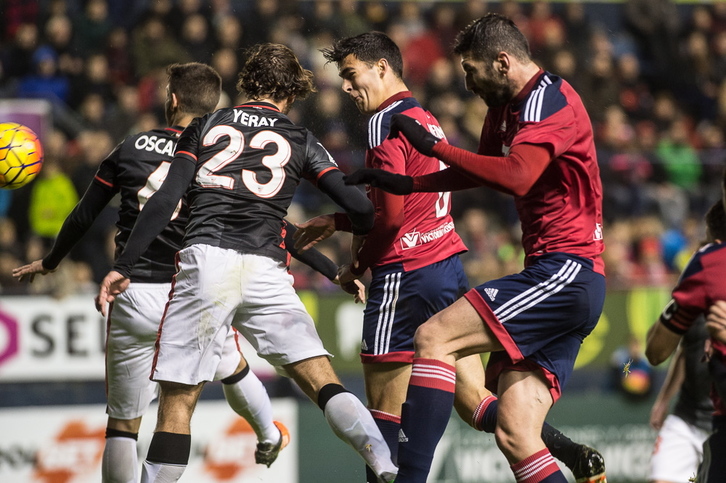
[511,448,567,483]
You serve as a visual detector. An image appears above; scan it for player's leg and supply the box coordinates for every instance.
[141,381,205,483]
[496,369,568,482]
[215,342,287,467]
[396,296,502,483]
[649,414,709,483]
[454,356,606,483]
[103,283,168,483]
[141,245,242,482]
[234,254,397,481]
[284,356,398,482]
[697,415,726,483]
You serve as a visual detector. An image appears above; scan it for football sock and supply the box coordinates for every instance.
[472,395,582,471]
[395,358,456,483]
[318,384,398,479]
[103,429,138,483]
[222,365,278,444]
[140,432,190,483]
[511,449,568,483]
[472,394,498,432]
[365,410,401,483]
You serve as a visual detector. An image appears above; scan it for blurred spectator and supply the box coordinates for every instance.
[105,27,133,87]
[68,53,114,110]
[180,13,214,65]
[624,0,681,90]
[72,0,112,57]
[610,335,654,401]
[339,0,372,37]
[2,23,39,78]
[27,158,78,248]
[18,45,70,104]
[131,16,190,78]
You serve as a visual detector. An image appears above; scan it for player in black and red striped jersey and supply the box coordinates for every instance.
[97,44,397,483]
[646,200,726,483]
[13,62,362,482]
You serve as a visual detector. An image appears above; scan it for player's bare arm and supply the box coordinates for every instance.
[707,300,726,344]
[12,259,54,283]
[645,320,683,366]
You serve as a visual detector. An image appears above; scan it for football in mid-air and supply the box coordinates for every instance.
[0,122,44,189]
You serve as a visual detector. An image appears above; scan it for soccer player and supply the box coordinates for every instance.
[294,31,604,483]
[645,200,726,483]
[345,14,606,483]
[96,44,397,483]
[12,62,304,482]
[647,316,711,483]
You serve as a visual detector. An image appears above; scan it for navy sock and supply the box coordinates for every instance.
[365,411,401,483]
[395,358,456,483]
[472,395,498,433]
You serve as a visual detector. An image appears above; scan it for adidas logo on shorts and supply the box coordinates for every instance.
[484,288,498,301]
[398,429,408,443]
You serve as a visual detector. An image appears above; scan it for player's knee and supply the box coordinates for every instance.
[413,318,444,356]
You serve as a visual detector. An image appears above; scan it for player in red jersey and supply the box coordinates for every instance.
[97,44,397,483]
[646,200,726,483]
[346,15,606,483]
[297,31,605,483]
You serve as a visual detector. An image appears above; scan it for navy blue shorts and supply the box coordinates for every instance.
[464,253,606,401]
[361,255,469,363]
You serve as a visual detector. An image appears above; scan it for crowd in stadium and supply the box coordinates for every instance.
[2,0,726,296]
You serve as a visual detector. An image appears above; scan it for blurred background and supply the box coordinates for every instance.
[1,0,724,482]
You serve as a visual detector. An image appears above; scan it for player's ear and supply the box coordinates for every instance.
[377,58,387,78]
[170,93,179,109]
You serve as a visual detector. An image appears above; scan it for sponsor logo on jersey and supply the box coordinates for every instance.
[399,221,455,250]
[593,223,603,241]
[500,120,507,131]
[484,288,498,301]
[134,135,175,156]
[428,123,446,141]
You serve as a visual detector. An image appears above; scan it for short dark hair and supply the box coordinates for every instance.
[321,32,404,79]
[454,13,531,62]
[706,200,726,242]
[237,43,315,102]
[167,62,221,117]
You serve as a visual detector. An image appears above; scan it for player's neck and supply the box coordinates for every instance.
[249,97,289,113]
[169,113,197,129]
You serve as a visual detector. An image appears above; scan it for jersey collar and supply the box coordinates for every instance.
[236,101,281,112]
[512,68,545,105]
[166,126,184,134]
[377,91,412,112]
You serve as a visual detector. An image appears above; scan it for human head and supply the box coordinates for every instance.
[321,32,405,114]
[236,43,315,110]
[706,199,726,243]
[165,62,221,125]
[453,13,532,107]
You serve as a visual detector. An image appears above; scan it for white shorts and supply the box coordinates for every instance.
[106,282,242,420]
[648,413,710,482]
[151,245,330,385]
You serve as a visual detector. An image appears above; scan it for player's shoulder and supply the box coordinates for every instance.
[518,71,571,123]
[368,95,428,149]
[680,242,726,280]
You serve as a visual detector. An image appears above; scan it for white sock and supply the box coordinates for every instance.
[223,370,278,443]
[140,460,186,483]
[102,437,138,483]
[323,392,398,478]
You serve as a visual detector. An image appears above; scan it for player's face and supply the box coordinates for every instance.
[338,54,387,114]
[460,51,513,108]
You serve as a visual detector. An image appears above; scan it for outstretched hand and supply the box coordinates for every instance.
[388,113,440,156]
[294,214,335,251]
[344,169,413,195]
[12,259,54,283]
[97,270,130,316]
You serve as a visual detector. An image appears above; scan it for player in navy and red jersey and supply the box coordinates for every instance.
[346,15,606,483]
[97,44,397,483]
[294,31,604,483]
[646,200,726,483]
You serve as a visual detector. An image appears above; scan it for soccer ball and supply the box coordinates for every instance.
[0,122,44,189]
